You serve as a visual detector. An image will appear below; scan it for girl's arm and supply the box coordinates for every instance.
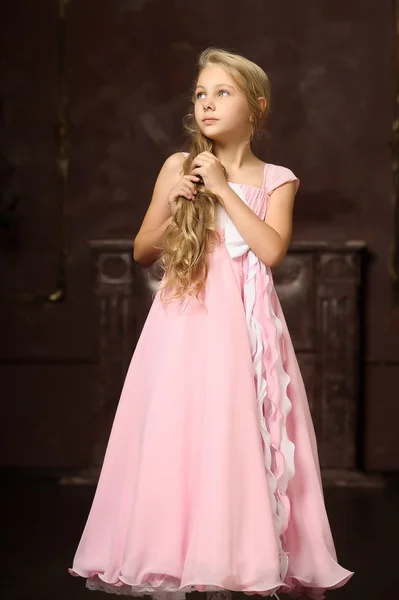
[133,152,185,267]
[214,181,297,267]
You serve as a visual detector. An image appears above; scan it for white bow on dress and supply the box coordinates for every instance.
[219,184,250,259]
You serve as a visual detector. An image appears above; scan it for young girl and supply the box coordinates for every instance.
[69,48,354,600]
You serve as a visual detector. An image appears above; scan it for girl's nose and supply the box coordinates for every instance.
[203,100,215,111]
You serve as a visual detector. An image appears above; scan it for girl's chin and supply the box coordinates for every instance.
[198,127,225,140]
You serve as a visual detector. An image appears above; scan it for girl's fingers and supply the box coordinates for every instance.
[185,181,198,195]
[177,184,195,200]
[184,175,200,182]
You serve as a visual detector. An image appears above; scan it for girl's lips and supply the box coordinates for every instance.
[203,118,218,124]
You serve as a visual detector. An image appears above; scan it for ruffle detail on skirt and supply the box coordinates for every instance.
[242,250,296,584]
[282,572,355,600]
[69,569,286,600]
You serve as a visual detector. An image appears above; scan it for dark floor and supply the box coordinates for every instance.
[2,470,399,600]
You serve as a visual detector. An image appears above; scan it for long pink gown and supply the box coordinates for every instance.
[68,159,354,600]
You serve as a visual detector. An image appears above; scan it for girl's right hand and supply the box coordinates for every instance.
[167,174,200,215]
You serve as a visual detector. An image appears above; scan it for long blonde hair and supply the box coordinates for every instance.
[159,48,271,304]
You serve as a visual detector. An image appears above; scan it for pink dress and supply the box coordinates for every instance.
[68,160,354,600]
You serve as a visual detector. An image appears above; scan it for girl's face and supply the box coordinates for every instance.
[194,64,252,142]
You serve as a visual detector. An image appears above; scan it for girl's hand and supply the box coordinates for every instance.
[167,174,200,215]
[190,152,228,196]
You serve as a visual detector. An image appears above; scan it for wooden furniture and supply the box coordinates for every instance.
[79,239,379,487]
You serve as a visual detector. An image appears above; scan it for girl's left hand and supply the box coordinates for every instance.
[190,152,228,196]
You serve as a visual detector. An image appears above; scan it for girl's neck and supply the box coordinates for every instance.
[212,141,256,172]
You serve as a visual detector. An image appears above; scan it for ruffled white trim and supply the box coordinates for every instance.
[85,576,282,599]
[86,577,226,599]
[224,216,296,587]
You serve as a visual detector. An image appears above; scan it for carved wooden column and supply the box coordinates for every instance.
[315,247,362,470]
[89,239,150,466]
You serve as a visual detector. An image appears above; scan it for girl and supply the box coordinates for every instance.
[69,48,354,600]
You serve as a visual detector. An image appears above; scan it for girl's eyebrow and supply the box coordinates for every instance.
[195,83,235,90]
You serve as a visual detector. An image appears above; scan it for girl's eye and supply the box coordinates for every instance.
[195,90,229,99]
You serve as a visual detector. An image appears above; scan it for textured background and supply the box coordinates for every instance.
[0,0,397,470]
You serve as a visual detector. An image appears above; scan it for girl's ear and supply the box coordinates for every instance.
[258,96,267,113]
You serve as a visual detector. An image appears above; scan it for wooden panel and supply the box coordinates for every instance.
[315,251,362,467]
[273,253,315,351]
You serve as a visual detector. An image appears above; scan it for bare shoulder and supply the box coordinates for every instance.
[161,151,186,179]
[135,153,187,240]
[150,151,187,196]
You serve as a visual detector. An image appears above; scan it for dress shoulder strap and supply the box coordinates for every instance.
[264,163,300,195]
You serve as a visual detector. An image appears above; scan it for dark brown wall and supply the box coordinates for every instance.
[0,0,397,470]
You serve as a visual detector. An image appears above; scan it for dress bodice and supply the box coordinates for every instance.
[216,182,268,225]
[216,183,269,258]
[180,152,299,260]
